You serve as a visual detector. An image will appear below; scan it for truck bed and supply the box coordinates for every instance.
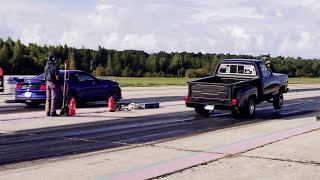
[188,76,257,104]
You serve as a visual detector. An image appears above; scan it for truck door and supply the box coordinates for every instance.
[260,63,274,95]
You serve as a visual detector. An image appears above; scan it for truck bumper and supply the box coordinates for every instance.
[186,102,233,110]
[186,102,195,108]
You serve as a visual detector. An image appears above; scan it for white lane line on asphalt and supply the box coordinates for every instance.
[279,105,320,115]
[209,102,308,117]
[280,110,305,115]
[257,102,307,110]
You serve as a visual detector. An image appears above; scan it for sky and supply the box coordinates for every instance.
[0,0,319,58]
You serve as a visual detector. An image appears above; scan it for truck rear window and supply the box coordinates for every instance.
[218,64,257,75]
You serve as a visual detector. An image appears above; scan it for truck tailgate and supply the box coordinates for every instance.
[189,83,232,103]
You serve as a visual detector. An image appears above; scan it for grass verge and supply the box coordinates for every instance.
[289,78,320,84]
[105,77,320,87]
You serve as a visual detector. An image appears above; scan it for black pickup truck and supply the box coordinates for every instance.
[185,59,289,116]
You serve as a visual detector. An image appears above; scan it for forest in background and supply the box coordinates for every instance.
[0,37,319,78]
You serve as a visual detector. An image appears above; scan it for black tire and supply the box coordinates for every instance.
[68,91,83,107]
[273,92,284,109]
[230,107,238,115]
[195,105,210,115]
[110,88,121,102]
[239,97,256,116]
[26,102,41,108]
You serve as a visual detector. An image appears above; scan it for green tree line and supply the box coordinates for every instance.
[0,37,319,78]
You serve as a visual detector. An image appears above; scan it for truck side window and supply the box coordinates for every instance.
[230,65,237,73]
[238,66,244,74]
[260,64,271,78]
[219,64,230,73]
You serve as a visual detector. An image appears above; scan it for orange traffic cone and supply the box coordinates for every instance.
[69,98,76,116]
[108,96,115,112]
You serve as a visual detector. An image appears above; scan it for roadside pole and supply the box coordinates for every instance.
[90,60,96,74]
[0,67,4,92]
[60,60,70,116]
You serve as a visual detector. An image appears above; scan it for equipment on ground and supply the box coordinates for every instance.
[138,102,160,109]
[45,100,50,116]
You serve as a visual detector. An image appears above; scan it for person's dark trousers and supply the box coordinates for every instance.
[46,81,59,116]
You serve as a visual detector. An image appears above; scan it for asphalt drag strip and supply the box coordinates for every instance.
[0,95,320,166]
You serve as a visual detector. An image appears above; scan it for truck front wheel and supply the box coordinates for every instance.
[273,92,283,109]
[195,105,210,115]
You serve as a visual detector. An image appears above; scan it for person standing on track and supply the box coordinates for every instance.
[44,54,60,116]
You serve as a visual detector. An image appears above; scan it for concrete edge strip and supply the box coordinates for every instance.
[103,122,320,180]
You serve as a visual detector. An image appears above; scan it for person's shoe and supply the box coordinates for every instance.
[46,112,50,116]
[50,113,60,117]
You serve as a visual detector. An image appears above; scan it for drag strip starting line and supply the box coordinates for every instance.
[101,121,320,180]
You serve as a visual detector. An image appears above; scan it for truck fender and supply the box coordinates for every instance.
[237,86,258,108]
[279,85,289,93]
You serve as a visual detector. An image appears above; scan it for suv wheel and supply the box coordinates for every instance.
[110,88,121,102]
[68,91,83,107]
[26,102,40,108]
[273,92,283,109]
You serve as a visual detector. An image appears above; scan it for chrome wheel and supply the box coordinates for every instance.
[273,92,284,109]
[239,97,255,116]
[249,100,255,115]
[278,94,283,107]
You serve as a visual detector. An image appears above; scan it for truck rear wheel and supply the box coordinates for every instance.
[195,105,210,115]
[230,107,238,115]
[273,92,283,109]
[240,97,256,116]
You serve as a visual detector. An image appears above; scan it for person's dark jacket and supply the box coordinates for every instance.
[44,61,59,85]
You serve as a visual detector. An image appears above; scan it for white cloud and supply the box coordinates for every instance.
[0,0,320,58]
[279,31,319,58]
[121,33,159,51]
[21,24,42,44]
[189,7,264,24]
[102,33,120,48]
